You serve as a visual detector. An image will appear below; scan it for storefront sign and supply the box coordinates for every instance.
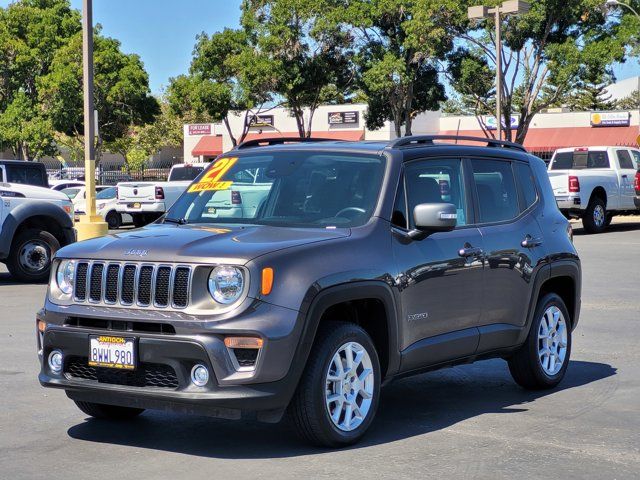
[590,112,630,127]
[328,111,359,125]
[188,124,211,135]
[249,115,275,127]
[483,115,519,130]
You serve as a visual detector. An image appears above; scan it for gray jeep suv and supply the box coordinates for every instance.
[38,136,581,447]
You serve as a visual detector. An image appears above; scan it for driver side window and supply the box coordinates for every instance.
[403,159,467,229]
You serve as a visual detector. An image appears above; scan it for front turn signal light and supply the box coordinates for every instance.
[261,267,274,296]
[224,337,264,349]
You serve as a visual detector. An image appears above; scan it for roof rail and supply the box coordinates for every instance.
[235,137,338,150]
[387,135,527,152]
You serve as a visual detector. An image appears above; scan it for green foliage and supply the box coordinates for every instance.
[241,0,354,137]
[448,0,634,143]
[617,90,640,110]
[334,0,461,136]
[0,0,80,159]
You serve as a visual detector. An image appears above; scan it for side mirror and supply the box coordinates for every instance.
[408,203,457,239]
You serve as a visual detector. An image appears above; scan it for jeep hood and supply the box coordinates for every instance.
[56,223,350,264]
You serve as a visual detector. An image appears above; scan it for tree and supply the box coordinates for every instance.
[448,0,634,144]
[241,0,355,137]
[617,90,640,110]
[334,0,460,137]
[167,28,276,146]
[0,0,80,159]
[38,27,159,166]
[565,73,617,111]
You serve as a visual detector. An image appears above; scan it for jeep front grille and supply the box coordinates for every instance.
[73,262,192,309]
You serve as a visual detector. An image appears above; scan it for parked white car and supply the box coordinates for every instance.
[115,163,208,227]
[0,183,75,281]
[72,186,131,229]
[547,146,640,233]
[49,179,85,191]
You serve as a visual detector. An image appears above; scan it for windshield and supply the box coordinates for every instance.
[168,165,205,181]
[97,187,117,200]
[165,151,386,228]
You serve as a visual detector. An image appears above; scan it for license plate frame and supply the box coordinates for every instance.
[129,202,142,209]
[88,335,137,370]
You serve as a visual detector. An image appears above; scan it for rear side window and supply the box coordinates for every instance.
[513,162,538,212]
[5,164,47,187]
[550,151,610,169]
[616,150,635,169]
[471,159,519,223]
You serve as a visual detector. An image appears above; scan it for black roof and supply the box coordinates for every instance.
[231,135,530,160]
[0,159,47,166]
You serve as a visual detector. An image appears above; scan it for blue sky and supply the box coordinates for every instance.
[1,0,639,96]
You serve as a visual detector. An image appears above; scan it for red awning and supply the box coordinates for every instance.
[243,130,365,142]
[192,135,223,156]
[439,126,639,151]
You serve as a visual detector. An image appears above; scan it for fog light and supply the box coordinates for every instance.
[191,364,209,387]
[48,350,63,374]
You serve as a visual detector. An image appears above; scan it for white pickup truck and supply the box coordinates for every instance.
[548,146,640,233]
[115,163,208,227]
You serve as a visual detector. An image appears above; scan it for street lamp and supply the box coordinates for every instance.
[604,0,640,18]
[75,0,107,241]
[468,0,530,140]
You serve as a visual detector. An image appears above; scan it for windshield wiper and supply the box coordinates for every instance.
[164,216,188,225]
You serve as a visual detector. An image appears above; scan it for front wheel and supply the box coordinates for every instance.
[508,293,572,390]
[289,322,381,447]
[105,211,122,229]
[74,401,144,420]
[6,228,60,283]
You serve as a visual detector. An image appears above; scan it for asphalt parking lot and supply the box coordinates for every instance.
[1,219,639,479]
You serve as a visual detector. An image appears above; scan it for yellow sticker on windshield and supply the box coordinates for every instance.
[188,157,238,193]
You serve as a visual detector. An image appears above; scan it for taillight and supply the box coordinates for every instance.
[231,190,242,205]
[155,186,165,200]
[634,171,640,194]
[568,176,580,193]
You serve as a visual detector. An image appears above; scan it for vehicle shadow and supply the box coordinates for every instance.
[67,359,616,458]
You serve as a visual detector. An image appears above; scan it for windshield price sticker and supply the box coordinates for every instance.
[188,157,238,193]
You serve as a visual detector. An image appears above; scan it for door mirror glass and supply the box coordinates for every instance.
[413,202,457,232]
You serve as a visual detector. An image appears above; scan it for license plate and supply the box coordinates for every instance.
[88,335,136,370]
[129,202,141,209]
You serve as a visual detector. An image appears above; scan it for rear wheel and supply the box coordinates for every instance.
[105,211,122,229]
[508,293,572,390]
[74,401,144,420]
[289,322,381,447]
[6,228,60,283]
[582,196,607,233]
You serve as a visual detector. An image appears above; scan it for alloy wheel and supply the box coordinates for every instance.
[537,306,568,376]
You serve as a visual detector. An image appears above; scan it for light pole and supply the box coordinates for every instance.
[76,0,107,241]
[468,1,530,140]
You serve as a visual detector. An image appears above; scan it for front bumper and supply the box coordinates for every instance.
[37,300,303,421]
[115,202,166,213]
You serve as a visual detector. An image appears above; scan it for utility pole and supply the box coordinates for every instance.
[76,0,107,241]
[468,1,530,141]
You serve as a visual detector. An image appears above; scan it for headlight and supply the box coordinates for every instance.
[56,260,75,295]
[208,266,244,304]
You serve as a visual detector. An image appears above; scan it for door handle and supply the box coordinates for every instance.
[521,235,543,248]
[458,245,484,258]
[622,174,628,179]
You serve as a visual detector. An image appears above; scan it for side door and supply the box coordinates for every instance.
[392,157,484,372]
[470,158,547,351]
[614,149,637,209]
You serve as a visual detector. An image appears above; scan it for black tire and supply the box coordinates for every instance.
[74,401,144,420]
[289,321,381,448]
[508,293,572,390]
[6,228,60,283]
[582,196,607,233]
[605,213,614,227]
[105,210,122,229]
[131,213,146,228]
